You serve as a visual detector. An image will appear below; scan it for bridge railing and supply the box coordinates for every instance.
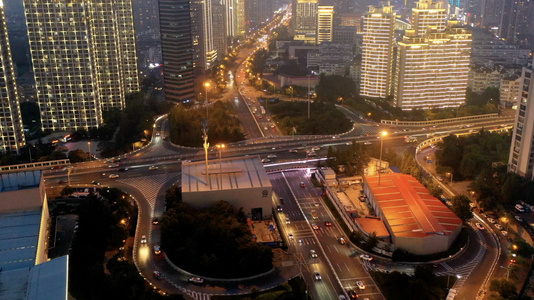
[381,113,499,127]
[0,159,70,173]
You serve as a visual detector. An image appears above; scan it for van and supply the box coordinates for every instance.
[515,204,525,213]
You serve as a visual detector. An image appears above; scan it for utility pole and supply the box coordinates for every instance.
[202,119,209,183]
[307,75,311,119]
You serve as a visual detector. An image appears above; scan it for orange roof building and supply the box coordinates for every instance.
[363,173,462,255]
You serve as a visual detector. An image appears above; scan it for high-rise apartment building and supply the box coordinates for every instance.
[0,2,25,154]
[412,0,447,36]
[394,23,472,110]
[499,0,534,49]
[23,0,139,131]
[316,5,334,44]
[159,0,196,102]
[294,0,318,44]
[235,0,246,36]
[360,3,396,98]
[508,60,534,179]
[223,0,234,37]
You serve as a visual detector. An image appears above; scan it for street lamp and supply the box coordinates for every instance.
[378,131,388,185]
[501,217,509,231]
[216,144,226,187]
[204,82,210,119]
[28,144,36,163]
[88,141,92,161]
[446,172,453,185]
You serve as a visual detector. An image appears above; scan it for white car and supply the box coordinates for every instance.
[141,235,147,244]
[515,216,524,222]
[109,174,119,179]
[286,218,290,224]
[289,149,298,153]
[475,223,484,230]
[311,146,320,151]
[189,277,204,284]
[314,272,322,280]
[360,254,374,261]
[149,165,159,170]
[288,233,294,239]
[501,231,509,237]
[267,154,277,158]
[310,249,318,258]
[494,224,503,230]
[487,218,496,224]
[356,281,365,290]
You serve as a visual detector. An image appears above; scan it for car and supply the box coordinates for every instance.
[469,202,476,208]
[258,115,263,119]
[348,290,359,299]
[314,272,322,280]
[515,216,524,222]
[501,231,509,237]
[154,245,161,255]
[311,210,319,220]
[436,176,443,182]
[277,205,283,212]
[154,271,162,280]
[289,149,298,153]
[312,224,319,230]
[339,237,346,245]
[270,124,275,128]
[288,233,294,239]
[152,218,159,225]
[310,249,318,258]
[475,223,484,230]
[267,154,277,158]
[324,220,332,226]
[307,151,317,157]
[91,180,100,185]
[261,158,270,163]
[149,165,159,170]
[300,182,306,187]
[108,163,119,168]
[313,202,320,207]
[356,281,365,290]
[141,235,147,244]
[118,168,129,172]
[487,218,496,224]
[339,296,348,300]
[494,224,503,230]
[286,218,290,224]
[189,277,204,284]
[263,126,268,131]
[109,174,119,179]
[360,254,373,261]
[363,141,372,145]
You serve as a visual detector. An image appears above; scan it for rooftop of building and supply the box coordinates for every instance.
[0,170,41,192]
[182,156,272,193]
[366,173,461,238]
[356,217,390,238]
[0,255,68,300]
[0,209,42,271]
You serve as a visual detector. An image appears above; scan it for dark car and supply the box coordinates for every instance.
[152,218,159,225]
[118,168,129,172]
[324,220,332,226]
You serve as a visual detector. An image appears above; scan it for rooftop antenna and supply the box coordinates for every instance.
[202,119,209,183]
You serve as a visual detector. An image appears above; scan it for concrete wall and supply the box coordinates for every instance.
[183,186,273,219]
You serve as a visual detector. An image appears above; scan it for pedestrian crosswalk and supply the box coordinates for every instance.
[118,172,181,211]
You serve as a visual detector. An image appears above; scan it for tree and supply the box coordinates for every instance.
[451,195,473,221]
[364,232,379,252]
[489,278,518,300]
[68,149,89,163]
[61,186,75,196]
[315,74,356,103]
[288,277,308,300]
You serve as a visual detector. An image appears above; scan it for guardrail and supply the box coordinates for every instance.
[0,159,70,173]
[381,113,499,127]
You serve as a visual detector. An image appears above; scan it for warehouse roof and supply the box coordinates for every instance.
[366,173,461,238]
[182,156,272,193]
[0,209,42,271]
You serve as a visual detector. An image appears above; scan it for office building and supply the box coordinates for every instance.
[235,0,246,36]
[212,1,228,58]
[333,12,362,45]
[316,5,334,44]
[23,0,139,131]
[222,0,234,37]
[481,0,504,29]
[499,0,534,49]
[360,3,396,98]
[159,0,196,102]
[294,0,318,44]
[133,0,160,34]
[394,21,471,110]
[0,3,25,154]
[508,60,534,179]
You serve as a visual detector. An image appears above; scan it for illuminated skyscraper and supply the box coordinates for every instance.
[0,1,25,154]
[360,3,396,98]
[23,0,139,131]
[394,22,472,110]
[412,0,447,36]
[159,0,196,102]
[316,5,334,44]
[508,59,534,179]
[294,0,318,44]
[212,1,228,58]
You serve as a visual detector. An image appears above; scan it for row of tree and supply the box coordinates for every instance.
[167,101,245,147]
[269,101,352,135]
[161,192,273,278]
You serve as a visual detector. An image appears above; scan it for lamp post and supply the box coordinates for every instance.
[307,75,311,119]
[216,144,225,188]
[378,131,387,185]
[88,141,92,161]
[204,82,210,119]
[446,172,453,185]
[28,145,35,163]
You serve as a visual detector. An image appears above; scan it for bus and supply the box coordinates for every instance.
[260,106,266,115]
